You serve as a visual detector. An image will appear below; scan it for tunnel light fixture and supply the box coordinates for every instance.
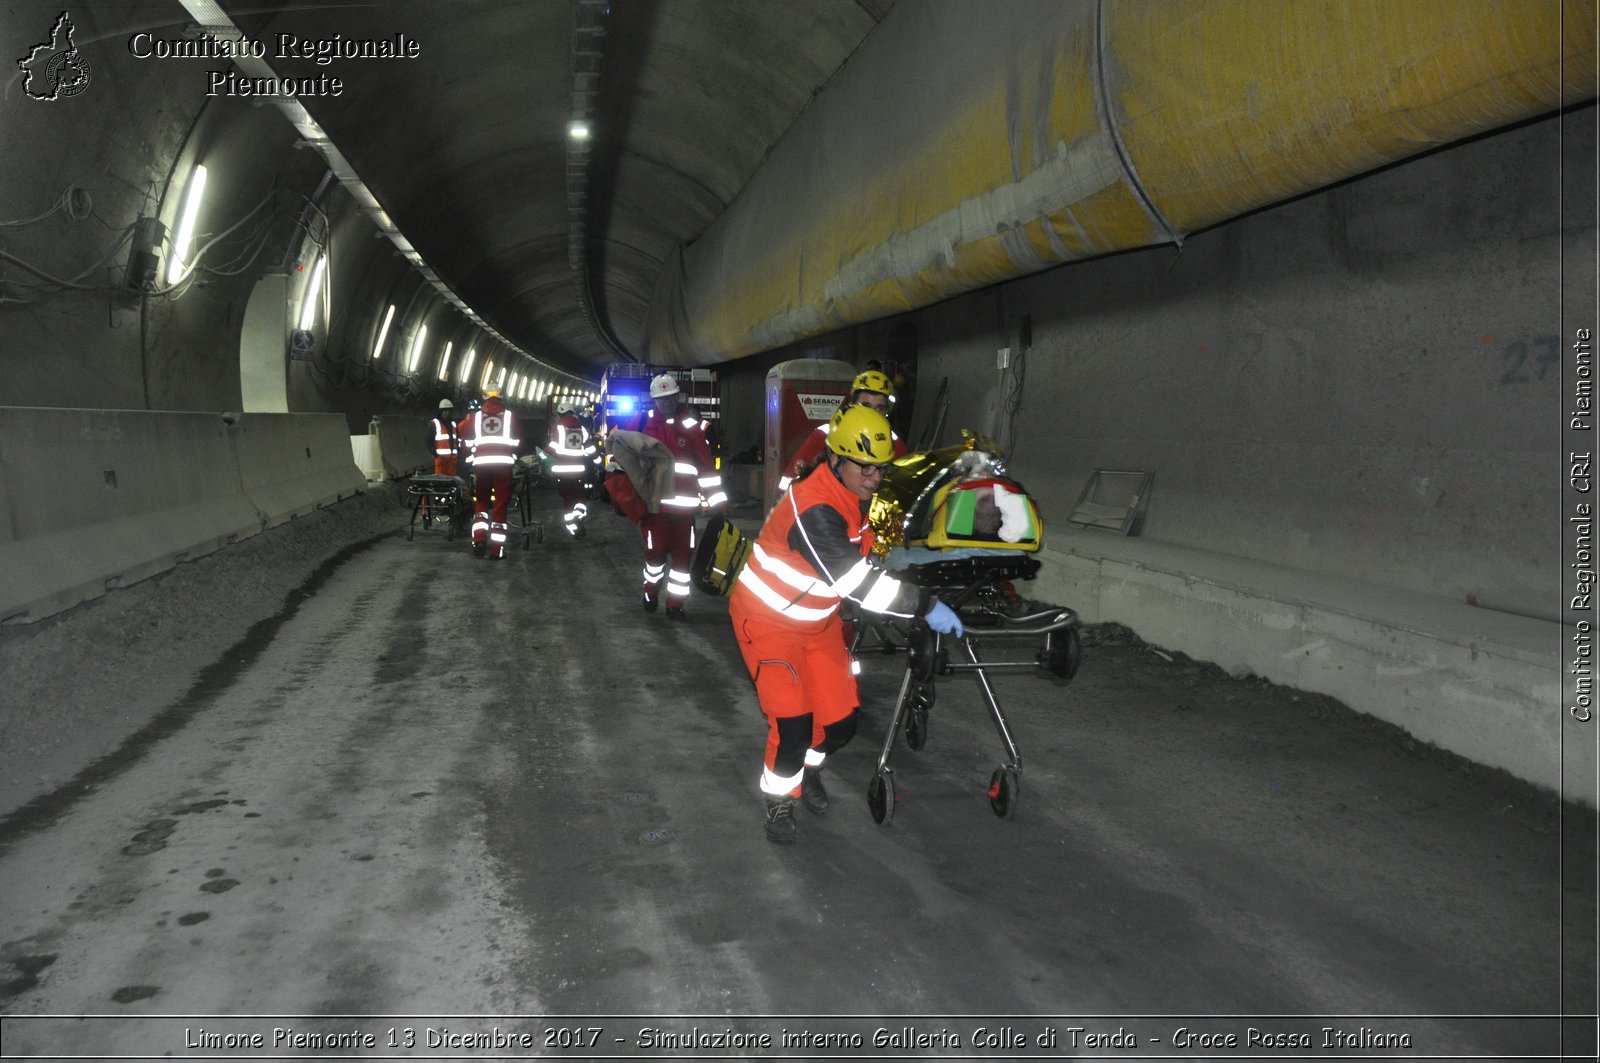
[407,324,428,373]
[481,359,496,392]
[166,163,208,284]
[460,347,478,385]
[568,119,590,140]
[371,304,395,360]
[438,341,453,381]
[496,367,508,390]
[296,254,327,331]
[509,371,520,397]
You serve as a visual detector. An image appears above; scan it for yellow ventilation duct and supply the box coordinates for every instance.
[646,0,1596,363]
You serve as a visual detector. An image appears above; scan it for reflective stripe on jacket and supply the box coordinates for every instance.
[460,400,520,468]
[547,414,598,478]
[641,411,725,510]
[733,461,926,628]
[431,417,458,457]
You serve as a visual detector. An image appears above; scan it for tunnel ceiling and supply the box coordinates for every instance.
[214,0,894,381]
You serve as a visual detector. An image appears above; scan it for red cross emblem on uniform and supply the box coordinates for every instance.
[483,414,503,434]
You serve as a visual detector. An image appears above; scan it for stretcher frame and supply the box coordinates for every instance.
[511,461,546,548]
[406,473,469,541]
[852,553,1081,824]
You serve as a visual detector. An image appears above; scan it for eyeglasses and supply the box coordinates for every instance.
[844,457,886,477]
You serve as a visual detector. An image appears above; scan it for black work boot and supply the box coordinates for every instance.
[763,795,797,844]
[642,592,658,613]
[665,605,688,621]
[800,768,829,815]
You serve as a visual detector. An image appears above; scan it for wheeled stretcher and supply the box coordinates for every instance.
[852,439,1083,824]
[511,460,546,548]
[406,474,469,541]
[856,554,1080,824]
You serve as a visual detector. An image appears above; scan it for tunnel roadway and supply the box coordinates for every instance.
[0,486,1591,1058]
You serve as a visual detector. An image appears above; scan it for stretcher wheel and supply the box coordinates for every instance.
[909,627,941,681]
[905,707,929,751]
[987,767,1019,819]
[1039,625,1082,681]
[867,771,896,826]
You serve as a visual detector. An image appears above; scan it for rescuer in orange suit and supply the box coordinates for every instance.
[728,404,963,844]
[776,369,908,496]
[639,374,726,618]
[430,398,460,476]
[458,389,521,559]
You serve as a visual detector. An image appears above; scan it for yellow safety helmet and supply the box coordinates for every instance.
[827,404,895,464]
[850,369,894,399]
[483,388,501,400]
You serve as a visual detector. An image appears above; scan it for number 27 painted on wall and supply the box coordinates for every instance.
[1499,335,1560,385]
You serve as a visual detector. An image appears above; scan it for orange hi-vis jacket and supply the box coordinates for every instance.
[459,398,520,468]
[640,409,726,511]
[430,416,459,458]
[732,461,927,630]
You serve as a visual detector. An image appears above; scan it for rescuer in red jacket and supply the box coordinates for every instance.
[544,402,600,537]
[639,373,726,619]
[458,389,521,559]
[777,369,907,496]
[728,404,963,844]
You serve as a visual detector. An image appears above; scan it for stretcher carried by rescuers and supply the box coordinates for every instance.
[692,432,1083,824]
[406,473,470,541]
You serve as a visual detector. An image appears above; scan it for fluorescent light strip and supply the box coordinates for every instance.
[167,163,208,284]
[408,324,428,373]
[372,304,395,360]
[297,254,327,330]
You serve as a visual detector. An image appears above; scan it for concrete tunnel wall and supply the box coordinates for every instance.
[716,106,1595,803]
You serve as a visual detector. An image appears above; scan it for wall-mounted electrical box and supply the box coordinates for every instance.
[121,216,165,295]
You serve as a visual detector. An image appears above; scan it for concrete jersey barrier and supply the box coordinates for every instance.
[0,407,365,624]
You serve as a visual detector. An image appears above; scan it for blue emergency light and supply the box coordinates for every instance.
[615,397,636,414]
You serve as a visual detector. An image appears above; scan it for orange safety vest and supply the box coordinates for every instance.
[733,461,924,629]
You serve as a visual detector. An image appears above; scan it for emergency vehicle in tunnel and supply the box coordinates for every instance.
[597,363,720,441]
[0,0,1593,1051]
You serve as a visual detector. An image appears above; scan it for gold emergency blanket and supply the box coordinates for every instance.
[868,430,1041,558]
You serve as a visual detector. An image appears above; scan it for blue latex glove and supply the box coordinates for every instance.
[925,600,964,637]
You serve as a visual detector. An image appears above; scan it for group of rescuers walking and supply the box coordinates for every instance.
[427,369,965,844]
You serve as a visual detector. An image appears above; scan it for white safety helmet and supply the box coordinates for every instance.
[438,398,454,410]
[555,402,575,416]
[649,373,681,399]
